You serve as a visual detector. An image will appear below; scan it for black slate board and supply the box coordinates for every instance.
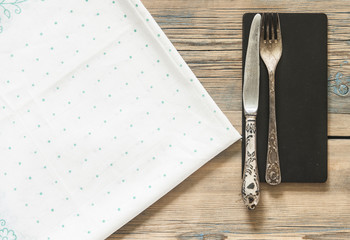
[242,13,328,182]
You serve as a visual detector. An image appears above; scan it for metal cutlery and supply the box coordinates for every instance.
[242,14,261,210]
[260,13,282,185]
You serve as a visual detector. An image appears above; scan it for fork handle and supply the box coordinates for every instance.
[266,71,281,185]
[242,115,260,210]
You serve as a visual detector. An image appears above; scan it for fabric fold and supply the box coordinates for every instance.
[0,0,240,239]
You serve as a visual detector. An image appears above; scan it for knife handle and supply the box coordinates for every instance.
[242,115,260,210]
[266,71,281,185]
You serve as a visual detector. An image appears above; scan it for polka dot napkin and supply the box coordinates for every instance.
[0,0,240,239]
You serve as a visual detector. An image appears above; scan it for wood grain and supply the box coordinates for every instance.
[108,0,350,239]
[142,0,350,115]
[110,140,350,239]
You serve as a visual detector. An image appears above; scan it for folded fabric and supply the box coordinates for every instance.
[0,0,240,239]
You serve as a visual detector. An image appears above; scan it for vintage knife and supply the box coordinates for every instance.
[242,14,261,210]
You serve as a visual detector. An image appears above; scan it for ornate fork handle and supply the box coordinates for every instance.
[242,115,260,210]
[260,13,282,185]
[266,70,281,185]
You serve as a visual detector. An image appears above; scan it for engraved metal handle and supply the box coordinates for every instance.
[242,115,260,210]
[266,71,281,185]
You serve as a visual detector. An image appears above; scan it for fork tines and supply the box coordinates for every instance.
[259,12,282,185]
[261,13,281,42]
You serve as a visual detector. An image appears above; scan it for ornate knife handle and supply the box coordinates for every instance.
[266,71,281,185]
[242,115,260,210]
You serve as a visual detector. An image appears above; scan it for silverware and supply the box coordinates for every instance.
[260,13,282,185]
[242,14,261,210]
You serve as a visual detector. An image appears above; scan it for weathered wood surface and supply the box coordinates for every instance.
[109,0,350,239]
[110,140,350,239]
[140,0,350,114]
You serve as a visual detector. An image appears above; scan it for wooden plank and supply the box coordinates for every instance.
[140,0,350,114]
[109,139,350,239]
[328,113,350,136]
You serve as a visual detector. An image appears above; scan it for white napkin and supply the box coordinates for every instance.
[0,0,240,239]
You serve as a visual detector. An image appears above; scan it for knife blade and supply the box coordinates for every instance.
[242,13,261,210]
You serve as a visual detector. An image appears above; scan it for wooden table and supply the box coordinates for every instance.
[109,0,350,239]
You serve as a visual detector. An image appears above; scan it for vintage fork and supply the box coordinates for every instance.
[260,13,282,185]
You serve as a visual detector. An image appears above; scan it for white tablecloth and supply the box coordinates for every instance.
[0,0,240,239]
